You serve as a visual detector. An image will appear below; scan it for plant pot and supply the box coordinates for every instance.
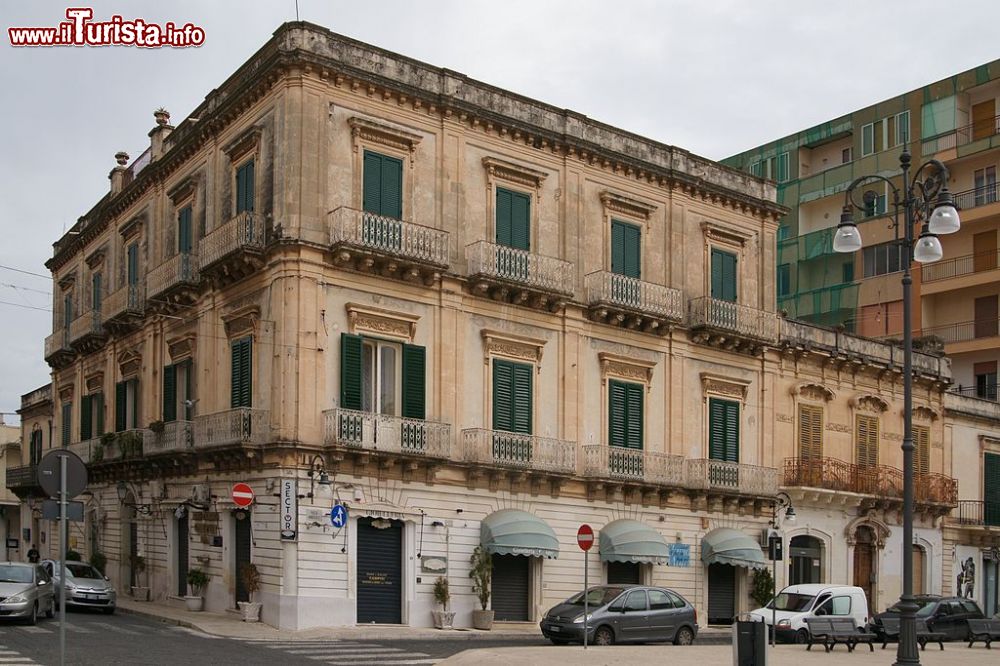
[472,609,494,630]
[183,595,204,612]
[131,586,150,601]
[431,610,456,629]
[238,601,262,622]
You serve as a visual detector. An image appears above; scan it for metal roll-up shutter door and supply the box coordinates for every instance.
[357,518,403,624]
[177,514,189,597]
[491,554,529,621]
[707,563,736,625]
[607,561,641,585]
[234,510,252,603]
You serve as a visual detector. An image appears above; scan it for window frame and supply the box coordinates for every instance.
[362,337,404,417]
[234,158,256,215]
[862,123,875,157]
[607,379,644,450]
[776,152,790,183]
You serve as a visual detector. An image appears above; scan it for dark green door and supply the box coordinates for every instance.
[234,510,252,603]
[495,188,530,281]
[492,359,532,462]
[711,249,737,302]
[708,398,740,489]
[362,150,403,251]
[178,205,193,253]
[986,452,1000,526]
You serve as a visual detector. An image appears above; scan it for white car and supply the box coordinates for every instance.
[750,583,869,643]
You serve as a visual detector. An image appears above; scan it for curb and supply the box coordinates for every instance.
[116,604,203,633]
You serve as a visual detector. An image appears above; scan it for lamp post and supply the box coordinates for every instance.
[770,491,795,646]
[306,453,331,498]
[833,147,960,666]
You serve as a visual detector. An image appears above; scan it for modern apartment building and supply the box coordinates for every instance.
[725,60,1000,616]
[4,22,968,630]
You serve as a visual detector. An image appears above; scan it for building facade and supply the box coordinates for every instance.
[5,22,968,630]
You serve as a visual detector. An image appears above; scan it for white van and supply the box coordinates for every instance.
[749,584,870,643]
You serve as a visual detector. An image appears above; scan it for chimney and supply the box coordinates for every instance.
[149,107,174,160]
[109,151,129,195]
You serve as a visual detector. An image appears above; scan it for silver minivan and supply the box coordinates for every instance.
[0,562,55,625]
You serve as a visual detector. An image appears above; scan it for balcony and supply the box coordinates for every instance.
[68,311,106,352]
[953,500,1000,528]
[44,328,73,368]
[462,428,576,475]
[923,317,1000,349]
[465,241,573,312]
[198,212,265,287]
[922,250,998,287]
[955,114,1000,155]
[783,457,958,514]
[581,445,685,499]
[67,438,98,464]
[192,408,269,451]
[585,272,683,335]
[685,459,779,498]
[948,383,997,402]
[688,297,779,354]
[143,420,194,456]
[328,207,449,285]
[322,408,452,464]
[146,252,200,312]
[103,283,145,332]
[954,182,999,213]
[5,464,41,498]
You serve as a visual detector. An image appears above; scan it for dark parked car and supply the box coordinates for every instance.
[540,585,698,646]
[872,595,984,641]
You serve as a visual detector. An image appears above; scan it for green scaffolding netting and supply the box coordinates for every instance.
[778,227,859,330]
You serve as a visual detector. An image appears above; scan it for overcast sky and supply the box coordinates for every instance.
[1,0,998,423]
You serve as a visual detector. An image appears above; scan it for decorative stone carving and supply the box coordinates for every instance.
[598,352,655,384]
[57,271,77,289]
[482,329,545,364]
[167,333,197,363]
[84,372,104,394]
[57,383,74,402]
[776,413,793,423]
[167,173,198,204]
[825,422,851,433]
[701,220,753,246]
[700,372,750,400]
[790,382,835,402]
[119,211,145,240]
[845,513,890,548]
[222,304,260,339]
[912,405,938,422]
[882,431,903,442]
[346,302,420,341]
[599,190,657,221]
[222,126,263,162]
[349,116,422,164]
[117,347,142,378]
[84,246,107,270]
[851,394,889,413]
[482,156,547,190]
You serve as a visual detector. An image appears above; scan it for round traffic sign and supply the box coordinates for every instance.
[330,504,347,529]
[37,449,87,499]
[232,482,255,507]
[577,524,594,551]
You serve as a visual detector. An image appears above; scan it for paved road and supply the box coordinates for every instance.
[0,610,550,665]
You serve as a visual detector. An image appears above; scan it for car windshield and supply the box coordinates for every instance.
[0,565,33,584]
[65,563,102,579]
[769,592,815,611]
[566,587,626,607]
[886,599,937,616]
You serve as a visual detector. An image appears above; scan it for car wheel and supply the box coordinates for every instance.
[594,626,614,646]
[795,628,809,644]
[26,602,37,626]
[549,638,569,645]
[103,607,115,615]
[674,626,695,646]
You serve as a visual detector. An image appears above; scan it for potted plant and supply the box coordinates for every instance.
[130,555,149,601]
[431,576,455,629]
[148,420,165,434]
[237,563,262,622]
[469,545,494,630]
[185,568,209,612]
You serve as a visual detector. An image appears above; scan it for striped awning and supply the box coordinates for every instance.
[599,519,670,565]
[480,509,559,559]
[701,527,767,569]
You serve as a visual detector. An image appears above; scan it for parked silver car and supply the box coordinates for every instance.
[42,560,116,614]
[540,585,699,646]
[0,562,55,625]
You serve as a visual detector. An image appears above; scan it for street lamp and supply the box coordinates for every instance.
[770,491,795,646]
[306,453,331,498]
[833,148,959,666]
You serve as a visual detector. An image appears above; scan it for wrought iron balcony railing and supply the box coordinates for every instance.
[193,408,269,449]
[68,311,103,344]
[462,428,576,474]
[921,249,999,283]
[688,297,779,343]
[953,182,999,212]
[465,241,574,295]
[783,457,958,505]
[954,499,1000,527]
[923,318,1000,344]
[144,420,194,455]
[147,252,200,300]
[104,283,145,320]
[199,211,264,269]
[685,459,779,497]
[955,114,1000,147]
[581,445,685,486]
[323,408,452,458]
[585,272,684,322]
[329,207,449,267]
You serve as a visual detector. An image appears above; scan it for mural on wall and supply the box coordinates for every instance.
[954,546,981,603]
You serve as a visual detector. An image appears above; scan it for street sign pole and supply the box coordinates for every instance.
[583,547,589,650]
[576,524,594,650]
[59,452,67,666]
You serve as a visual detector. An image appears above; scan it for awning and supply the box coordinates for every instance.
[480,509,559,559]
[701,527,767,569]
[599,519,670,565]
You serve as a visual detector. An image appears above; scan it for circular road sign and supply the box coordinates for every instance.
[37,449,88,499]
[330,504,348,529]
[232,482,255,507]
[577,524,594,551]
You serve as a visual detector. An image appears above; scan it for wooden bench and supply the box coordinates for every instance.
[967,618,1000,648]
[804,617,833,651]
[878,617,945,650]
[826,617,877,652]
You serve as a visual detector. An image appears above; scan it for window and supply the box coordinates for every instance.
[777,264,791,297]
[749,161,762,178]
[178,205,193,253]
[975,166,997,206]
[798,404,823,460]
[340,333,425,420]
[91,272,102,312]
[63,292,73,328]
[29,429,43,465]
[777,225,791,242]
[862,242,905,277]
[61,402,71,448]
[856,414,879,468]
[711,248,738,302]
[80,393,104,440]
[115,379,139,431]
[163,361,193,422]
[708,397,739,462]
[235,159,255,214]
[126,242,139,286]
[831,596,852,616]
[894,111,910,147]
[495,187,531,251]
[608,380,643,450]
[492,359,532,434]
[667,591,687,609]
[776,152,790,182]
[914,424,930,474]
[648,589,672,610]
[862,123,875,157]
[842,261,855,283]
[230,336,252,409]
[864,193,887,218]
[362,150,402,220]
[611,219,641,279]
[842,147,852,164]
[985,452,1000,526]
[623,590,648,612]
[974,361,998,401]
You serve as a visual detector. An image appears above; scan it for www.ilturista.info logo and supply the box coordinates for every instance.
[8,7,205,48]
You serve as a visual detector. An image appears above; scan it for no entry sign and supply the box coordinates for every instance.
[577,524,594,551]
[232,482,255,507]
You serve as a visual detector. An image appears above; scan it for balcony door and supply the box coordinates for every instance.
[178,205,193,254]
[973,230,996,273]
[495,188,530,282]
[492,359,532,463]
[975,295,999,339]
[362,150,403,250]
[608,380,644,476]
[711,249,737,303]
[974,361,998,401]
[972,99,997,141]
[708,398,739,489]
[610,220,642,306]
[986,452,1000,527]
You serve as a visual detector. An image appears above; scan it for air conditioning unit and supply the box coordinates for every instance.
[191,484,211,504]
[761,527,779,547]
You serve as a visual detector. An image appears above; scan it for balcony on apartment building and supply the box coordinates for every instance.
[198,211,265,287]
[465,241,574,312]
[103,283,145,332]
[581,445,685,493]
[328,207,449,285]
[923,317,1000,351]
[783,457,958,515]
[585,272,684,335]
[146,252,200,312]
[4,464,41,498]
[923,113,1000,159]
[43,328,73,368]
[192,408,269,452]
[685,458,780,498]
[948,383,998,403]
[144,420,194,456]
[461,428,577,476]
[323,408,452,462]
[688,297,780,354]
[953,500,1000,528]
[68,310,106,352]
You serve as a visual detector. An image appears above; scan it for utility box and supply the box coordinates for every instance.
[733,620,767,666]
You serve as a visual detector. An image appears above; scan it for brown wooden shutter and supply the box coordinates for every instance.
[856,414,879,468]
[914,425,930,474]
[798,404,824,460]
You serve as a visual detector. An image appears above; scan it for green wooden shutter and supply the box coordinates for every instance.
[163,364,177,422]
[512,362,533,434]
[363,151,382,215]
[178,206,193,253]
[62,402,71,448]
[711,249,737,302]
[492,360,514,432]
[230,337,252,409]
[340,333,363,411]
[611,220,641,278]
[609,381,627,448]
[129,378,139,428]
[401,344,426,420]
[723,399,739,461]
[80,395,92,441]
[625,382,643,449]
[495,188,512,246]
[92,272,102,312]
[95,393,104,436]
[496,188,530,250]
[236,160,255,214]
[127,243,138,286]
[183,360,193,421]
[709,398,739,462]
[985,452,1000,526]
[115,381,127,432]
[611,221,626,276]
[381,154,403,220]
